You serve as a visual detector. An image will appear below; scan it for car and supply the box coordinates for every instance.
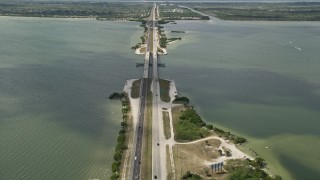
[154,175,158,179]
[157,143,159,146]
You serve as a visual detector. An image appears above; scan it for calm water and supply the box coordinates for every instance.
[0,17,142,179]
[161,20,320,179]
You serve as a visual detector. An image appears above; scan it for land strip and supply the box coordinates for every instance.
[162,111,171,139]
[140,79,153,180]
[184,2,320,21]
[0,2,151,20]
[119,3,284,180]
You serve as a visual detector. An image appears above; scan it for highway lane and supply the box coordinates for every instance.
[131,77,147,180]
[151,3,167,180]
[131,3,168,179]
[131,4,155,180]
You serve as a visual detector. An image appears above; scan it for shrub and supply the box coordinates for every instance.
[182,171,203,180]
[117,134,125,144]
[110,173,119,180]
[112,161,120,172]
[113,151,122,161]
[206,124,214,130]
[109,92,124,99]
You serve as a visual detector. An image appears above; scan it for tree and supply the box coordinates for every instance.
[255,157,265,168]
[113,151,122,161]
[206,124,214,130]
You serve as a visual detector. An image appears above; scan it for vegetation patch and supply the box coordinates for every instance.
[162,111,171,139]
[131,21,148,50]
[173,95,189,104]
[189,2,320,21]
[131,79,141,99]
[109,93,130,179]
[173,142,281,179]
[212,127,247,144]
[159,79,171,102]
[0,2,152,19]
[182,171,203,180]
[109,92,125,100]
[224,158,282,179]
[167,37,182,43]
[166,145,174,180]
[171,30,185,33]
[228,166,282,180]
[172,96,246,144]
[173,106,210,142]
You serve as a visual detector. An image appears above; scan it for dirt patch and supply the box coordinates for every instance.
[173,139,222,179]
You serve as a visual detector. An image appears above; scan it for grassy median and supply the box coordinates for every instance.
[162,111,171,139]
[140,79,153,180]
[166,145,174,180]
[131,79,141,99]
[159,79,171,102]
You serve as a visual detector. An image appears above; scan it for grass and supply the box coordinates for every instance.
[223,159,250,172]
[172,139,223,179]
[166,145,174,180]
[189,2,320,21]
[159,79,171,102]
[131,79,141,99]
[172,105,185,139]
[162,111,171,139]
[140,79,153,180]
[172,106,211,142]
[150,29,154,52]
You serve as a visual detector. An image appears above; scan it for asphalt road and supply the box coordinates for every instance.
[131,77,147,180]
[131,4,167,179]
[150,3,166,180]
[131,4,156,180]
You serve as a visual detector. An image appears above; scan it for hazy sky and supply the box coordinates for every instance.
[2,0,320,2]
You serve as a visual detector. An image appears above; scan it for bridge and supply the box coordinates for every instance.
[130,3,166,180]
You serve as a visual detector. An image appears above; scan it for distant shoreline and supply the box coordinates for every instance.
[2,1,319,21]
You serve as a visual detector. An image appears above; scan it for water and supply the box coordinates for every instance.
[1,17,320,180]
[161,20,320,179]
[0,17,142,179]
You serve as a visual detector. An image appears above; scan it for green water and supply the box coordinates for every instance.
[0,17,143,179]
[161,20,320,179]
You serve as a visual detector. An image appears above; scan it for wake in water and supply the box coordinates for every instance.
[284,41,302,51]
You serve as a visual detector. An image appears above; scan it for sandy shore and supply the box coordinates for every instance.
[134,45,147,55]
